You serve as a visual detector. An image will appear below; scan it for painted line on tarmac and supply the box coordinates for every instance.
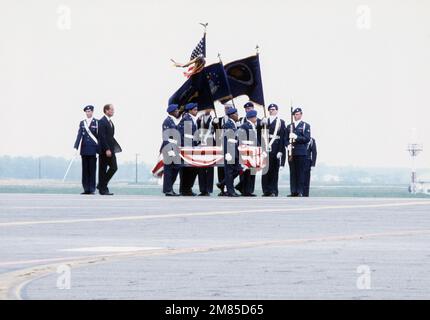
[1,228,430,300]
[0,201,429,228]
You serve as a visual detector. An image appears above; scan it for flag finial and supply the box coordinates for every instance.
[199,22,208,33]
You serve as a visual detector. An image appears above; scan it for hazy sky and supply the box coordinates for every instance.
[0,0,429,168]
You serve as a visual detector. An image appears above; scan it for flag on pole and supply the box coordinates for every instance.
[169,62,232,110]
[190,33,206,60]
[222,55,265,106]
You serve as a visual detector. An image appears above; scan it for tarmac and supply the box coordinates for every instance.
[0,193,429,300]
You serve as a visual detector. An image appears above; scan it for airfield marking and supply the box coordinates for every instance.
[1,227,430,300]
[0,200,429,228]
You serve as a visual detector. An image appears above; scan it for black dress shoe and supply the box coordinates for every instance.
[81,192,89,195]
[100,191,114,196]
[181,192,196,196]
[165,191,180,197]
[218,191,227,197]
[243,193,257,197]
[287,194,297,197]
[227,193,240,197]
[198,193,210,196]
[234,185,243,195]
[297,194,303,197]
[216,183,225,192]
[262,193,271,197]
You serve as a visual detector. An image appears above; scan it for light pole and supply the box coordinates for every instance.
[135,153,140,184]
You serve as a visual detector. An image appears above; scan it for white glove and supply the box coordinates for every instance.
[289,133,298,140]
[213,118,219,125]
[276,152,283,160]
[279,166,284,172]
[262,151,268,159]
[225,153,233,161]
[74,148,79,156]
[241,164,249,172]
[287,145,293,153]
[168,150,176,157]
[261,117,268,126]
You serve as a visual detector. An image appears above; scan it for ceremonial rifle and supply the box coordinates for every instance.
[288,100,294,162]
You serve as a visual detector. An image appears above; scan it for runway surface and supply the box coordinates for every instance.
[0,193,429,300]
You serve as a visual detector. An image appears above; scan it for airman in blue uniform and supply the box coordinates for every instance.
[216,107,241,197]
[178,103,199,196]
[74,105,99,195]
[237,110,260,197]
[235,102,263,195]
[261,104,287,197]
[160,104,182,196]
[304,138,317,197]
[197,108,215,196]
[286,107,311,197]
[212,104,234,196]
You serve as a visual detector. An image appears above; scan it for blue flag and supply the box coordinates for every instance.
[169,62,232,110]
[223,55,265,106]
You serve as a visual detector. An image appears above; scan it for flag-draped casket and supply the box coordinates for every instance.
[152,146,267,178]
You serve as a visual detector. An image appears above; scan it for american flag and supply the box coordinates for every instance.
[190,33,206,60]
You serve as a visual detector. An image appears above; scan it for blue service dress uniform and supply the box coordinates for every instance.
[304,138,317,197]
[160,116,181,194]
[178,112,199,195]
[286,121,311,196]
[262,117,287,196]
[212,115,229,194]
[219,118,241,196]
[197,115,214,195]
[236,120,260,196]
[235,118,262,195]
[74,118,99,193]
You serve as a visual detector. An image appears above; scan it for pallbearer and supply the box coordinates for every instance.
[235,102,263,195]
[73,105,99,195]
[212,104,233,196]
[304,138,317,197]
[239,102,259,125]
[261,103,287,197]
[237,110,260,197]
[286,107,311,197]
[197,108,214,196]
[161,104,181,196]
[216,107,241,197]
[178,103,199,196]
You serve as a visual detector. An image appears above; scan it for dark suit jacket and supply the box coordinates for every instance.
[99,116,122,154]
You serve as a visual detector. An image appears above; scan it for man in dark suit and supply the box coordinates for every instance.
[98,104,122,195]
[286,107,311,197]
[74,105,99,195]
[304,138,317,197]
[261,103,287,197]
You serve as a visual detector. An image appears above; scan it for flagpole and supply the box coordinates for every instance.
[256,45,269,152]
[255,45,267,119]
[218,52,236,110]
